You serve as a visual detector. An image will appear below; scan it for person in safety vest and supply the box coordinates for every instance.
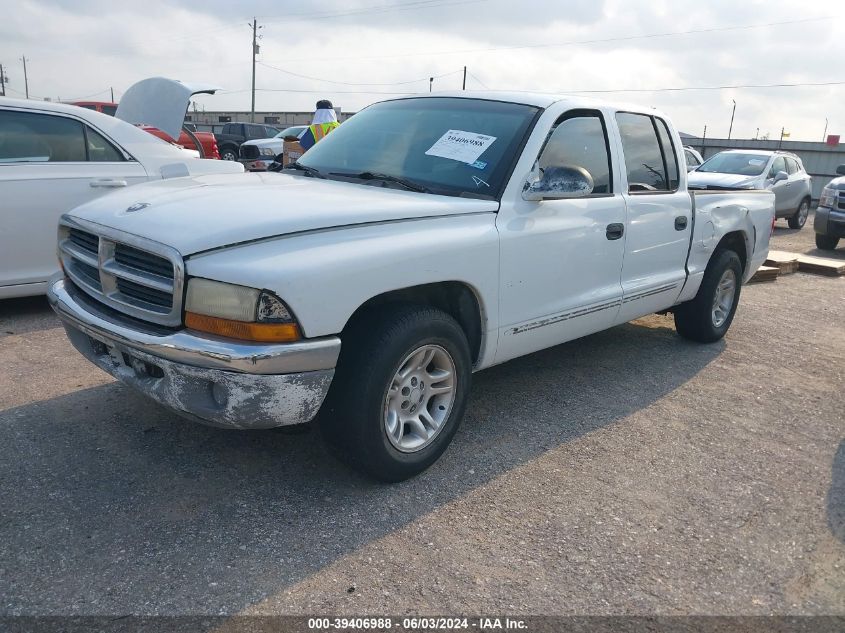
[298,99,340,150]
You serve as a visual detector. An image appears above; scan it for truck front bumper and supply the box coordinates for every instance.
[47,278,340,429]
[814,206,845,238]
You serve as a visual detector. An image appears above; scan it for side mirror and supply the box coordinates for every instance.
[837,165,845,176]
[772,170,788,184]
[523,165,594,201]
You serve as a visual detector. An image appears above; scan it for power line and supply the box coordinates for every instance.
[272,14,832,63]
[258,0,484,23]
[467,71,488,89]
[561,80,845,94]
[257,61,462,86]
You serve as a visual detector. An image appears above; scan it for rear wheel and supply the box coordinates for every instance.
[788,198,810,229]
[321,303,472,482]
[674,249,742,343]
[220,146,238,161]
[816,233,840,250]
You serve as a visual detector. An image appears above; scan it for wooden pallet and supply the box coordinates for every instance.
[794,254,845,276]
[750,265,780,283]
[764,251,799,275]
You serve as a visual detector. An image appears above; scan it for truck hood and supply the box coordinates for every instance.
[66,172,499,256]
[241,138,281,149]
[825,175,845,191]
[688,171,760,189]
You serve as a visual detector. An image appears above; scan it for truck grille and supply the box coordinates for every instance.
[58,218,184,327]
[838,192,845,211]
[240,144,260,160]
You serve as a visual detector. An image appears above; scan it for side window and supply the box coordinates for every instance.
[247,124,264,139]
[85,126,125,162]
[537,111,612,194]
[0,110,86,162]
[769,156,786,177]
[785,157,798,175]
[684,149,700,168]
[655,118,680,189]
[616,112,669,192]
[265,126,279,137]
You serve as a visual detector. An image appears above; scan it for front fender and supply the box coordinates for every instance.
[184,213,500,362]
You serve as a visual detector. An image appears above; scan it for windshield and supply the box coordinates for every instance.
[697,152,770,176]
[296,97,540,198]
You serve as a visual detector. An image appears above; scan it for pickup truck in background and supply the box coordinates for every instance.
[239,125,307,171]
[215,122,283,161]
[815,164,845,250]
[48,92,775,481]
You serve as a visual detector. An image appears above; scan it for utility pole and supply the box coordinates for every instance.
[462,66,466,90]
[823,118,828,142]
[429,77,433,92]
[249,18,261,123]
[727,99,736,140]
[21,55,29,98]
[778,127,785,149]
[755,127,759,140]
[701,124,707,154]
[110,86,114,102]
[0,64,6,97]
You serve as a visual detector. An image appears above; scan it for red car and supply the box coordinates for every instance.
[69,101,220,159]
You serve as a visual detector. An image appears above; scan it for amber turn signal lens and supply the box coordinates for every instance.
[185,312,300,343]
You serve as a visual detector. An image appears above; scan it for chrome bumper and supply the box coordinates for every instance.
[48,278,340,429]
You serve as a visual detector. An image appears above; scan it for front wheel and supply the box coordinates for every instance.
[815,233,840,250]
[674,249,743,343]
[788,199,810,229]
[220,146,238,161]
[321,304,472,482]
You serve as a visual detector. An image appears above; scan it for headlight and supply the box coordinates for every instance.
[259,147,275,156]
[819,186,836,209]
[184,278,300,342]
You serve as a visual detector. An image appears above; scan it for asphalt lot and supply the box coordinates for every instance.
[1,215,843,616]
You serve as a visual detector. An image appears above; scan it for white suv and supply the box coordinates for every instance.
[689,150,813,229]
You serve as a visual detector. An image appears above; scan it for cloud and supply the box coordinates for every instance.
[1,0,843,140]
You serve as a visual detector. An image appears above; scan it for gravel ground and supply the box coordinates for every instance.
[0,218,843,616]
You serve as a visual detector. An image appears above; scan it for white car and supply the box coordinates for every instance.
[683,146,703,172]
[239,125,307,171]
[48,92,775,481]
[689,149,813,229]
[0,92,244,299]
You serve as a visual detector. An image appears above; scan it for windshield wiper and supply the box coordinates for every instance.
[330,171,430,193]
[283,162,325,178]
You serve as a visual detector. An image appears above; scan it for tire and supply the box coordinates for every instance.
[220,146,238,161]
[816,233,840,250]
[674,249,743,343]
[320,303,472,482]
[788,198,810,229]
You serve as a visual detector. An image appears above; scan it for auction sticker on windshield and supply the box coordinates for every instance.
[426,130,497,165]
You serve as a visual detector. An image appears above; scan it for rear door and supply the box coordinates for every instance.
[0,108,147,291]
[614,112,690,323]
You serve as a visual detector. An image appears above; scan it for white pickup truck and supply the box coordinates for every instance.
[48,92,775,481]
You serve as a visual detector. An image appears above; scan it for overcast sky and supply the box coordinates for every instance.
[1,0,843,140]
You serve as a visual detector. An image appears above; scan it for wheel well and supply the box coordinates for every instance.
[344,282,484,363]
[714,231,748,274]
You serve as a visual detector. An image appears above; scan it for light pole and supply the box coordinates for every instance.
[429,77,433,93]
[727,99,736,140]
[823,117,829,142]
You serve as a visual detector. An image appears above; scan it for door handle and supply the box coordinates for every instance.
[606,223,624,240]
[90,179,128,188]
[674,216,688,231]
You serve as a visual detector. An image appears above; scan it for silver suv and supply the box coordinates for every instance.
[689,150,813,229]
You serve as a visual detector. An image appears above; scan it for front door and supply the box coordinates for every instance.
[496,109,626,364]
[614,112,691,323]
